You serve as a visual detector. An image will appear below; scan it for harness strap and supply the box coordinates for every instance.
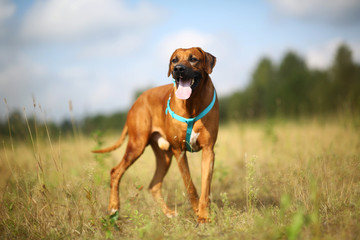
[165,90,217,152]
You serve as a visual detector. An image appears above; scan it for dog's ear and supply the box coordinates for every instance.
[168,50,177,77]
[196,47,216,74]
[204,52,216,74]
[167,60,172,77]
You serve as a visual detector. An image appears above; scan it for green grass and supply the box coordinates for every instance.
[1,117,360,239]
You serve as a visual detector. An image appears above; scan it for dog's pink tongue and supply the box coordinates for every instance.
[175,80,192,100]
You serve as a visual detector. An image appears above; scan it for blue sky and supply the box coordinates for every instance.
[1,0,360,121]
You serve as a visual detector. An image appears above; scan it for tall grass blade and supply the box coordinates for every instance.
[4,98,14,153]
[23,107,44,185]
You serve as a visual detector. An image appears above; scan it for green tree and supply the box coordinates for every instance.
[276,51,312,116]
[307,69,331,114]
[330,43,360,111]
[247,57,276,117]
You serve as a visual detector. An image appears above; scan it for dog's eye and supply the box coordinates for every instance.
[172,58,178,64]
[189,57,198,63]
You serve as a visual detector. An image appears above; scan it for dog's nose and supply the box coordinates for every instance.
[174,65,185,73]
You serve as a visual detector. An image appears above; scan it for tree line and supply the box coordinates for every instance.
[220,43,360,120]
[1,43,359,140]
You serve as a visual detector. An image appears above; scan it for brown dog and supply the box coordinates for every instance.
[92,47,219,223]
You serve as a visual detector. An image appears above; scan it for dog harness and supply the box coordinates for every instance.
[165,90,217,152]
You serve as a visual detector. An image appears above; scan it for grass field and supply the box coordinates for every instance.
[1,116,359,239]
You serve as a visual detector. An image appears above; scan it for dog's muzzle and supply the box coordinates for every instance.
[172,64,201,99]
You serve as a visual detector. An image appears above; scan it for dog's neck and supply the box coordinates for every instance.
[171,76,215,118]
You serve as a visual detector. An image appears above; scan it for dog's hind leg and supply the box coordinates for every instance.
[149,138,176,217]
[107,102,153,214]
[108,133,148,214]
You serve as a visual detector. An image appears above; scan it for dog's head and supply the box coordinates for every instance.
[168,47,216,100]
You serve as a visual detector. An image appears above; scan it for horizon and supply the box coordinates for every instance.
[1,0,360,122]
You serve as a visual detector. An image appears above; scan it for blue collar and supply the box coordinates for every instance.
[165,90,217,152]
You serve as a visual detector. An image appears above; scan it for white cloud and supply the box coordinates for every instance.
[306,39,360,69]
[157,30,215,61]
[0,53,48,118]
[269,0,360,23]
[78,31,147,59]
[156,29,249,94]
[0,0,15,37]
[351,42,360,62]
[0,0,15,23]
[306,39,343,69]
[20,0,163,42]
[0,0,165,121]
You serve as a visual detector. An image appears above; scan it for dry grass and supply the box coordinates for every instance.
[0,117,359,239]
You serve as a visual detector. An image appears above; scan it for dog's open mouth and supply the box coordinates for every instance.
[175,74,201,100]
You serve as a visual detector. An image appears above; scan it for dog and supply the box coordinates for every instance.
[92,47,219,223]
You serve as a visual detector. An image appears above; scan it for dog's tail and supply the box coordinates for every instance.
[91,125,128,153]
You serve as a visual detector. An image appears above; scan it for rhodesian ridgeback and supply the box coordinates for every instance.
[92,47,219,223]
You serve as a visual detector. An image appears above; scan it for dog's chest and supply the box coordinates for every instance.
[188,130,200,151]
[167,121,201,152]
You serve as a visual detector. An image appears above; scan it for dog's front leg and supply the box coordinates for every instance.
[173,150,199,213]
[197,146,215,223]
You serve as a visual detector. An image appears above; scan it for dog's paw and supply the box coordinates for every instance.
[197,216,211,224]
[108,202,119,215]
[109,209,119,222]
[157,137,170,151]
[109,208,118,215]
[165,209,178,218]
